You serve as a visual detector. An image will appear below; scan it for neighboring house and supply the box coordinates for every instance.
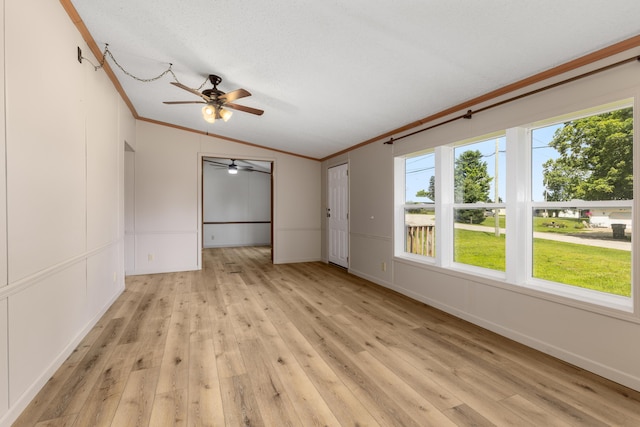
[590,208,633,228]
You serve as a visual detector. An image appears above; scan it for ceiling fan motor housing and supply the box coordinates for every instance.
[202,88,225,99]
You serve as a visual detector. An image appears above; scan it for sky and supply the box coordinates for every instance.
[531,123,563,201]
[405,151,436,203]
[405,125,562,203]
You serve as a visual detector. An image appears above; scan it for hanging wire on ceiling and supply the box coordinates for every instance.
[79,43,210,90]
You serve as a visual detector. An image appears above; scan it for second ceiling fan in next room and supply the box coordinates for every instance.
[204,159,270,175]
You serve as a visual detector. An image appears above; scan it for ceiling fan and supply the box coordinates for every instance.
[204,158,269,175]
[164,74,264,123]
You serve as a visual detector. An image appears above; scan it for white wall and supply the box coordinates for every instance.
[203,164,271,248]
[129,121,320,275]
[323,49,640,391]
[0,1,133,425]
[272,152,321,263]
[0,0,7,418]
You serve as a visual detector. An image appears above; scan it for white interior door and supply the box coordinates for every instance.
[328,163,349,267]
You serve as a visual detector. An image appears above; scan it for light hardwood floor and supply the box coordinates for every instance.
[14,246,640,426]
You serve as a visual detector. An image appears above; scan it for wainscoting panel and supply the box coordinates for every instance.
[8,262,87,405]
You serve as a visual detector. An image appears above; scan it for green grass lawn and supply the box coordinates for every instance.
[532,239,631,296]
[454,228,631,296]
[479,215,506,229]
[454,229,506,271]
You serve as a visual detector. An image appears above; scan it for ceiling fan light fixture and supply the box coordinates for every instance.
[219,107,233,122]
[228,163,238,174]
[202,104,216,123]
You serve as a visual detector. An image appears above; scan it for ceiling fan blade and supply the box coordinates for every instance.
[163,101,206,105]
[170,81,211,102]
[225,103,264,116]
[219,88,251,103]
[204,159,229,167]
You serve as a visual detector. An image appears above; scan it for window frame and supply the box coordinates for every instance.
[394,98,635,314]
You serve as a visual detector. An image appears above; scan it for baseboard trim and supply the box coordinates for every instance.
[348,268,393,289]
[126,265,200,276]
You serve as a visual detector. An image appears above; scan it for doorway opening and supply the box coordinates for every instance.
[202,157,273,261]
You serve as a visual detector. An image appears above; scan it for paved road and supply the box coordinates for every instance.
[455,223,631,251]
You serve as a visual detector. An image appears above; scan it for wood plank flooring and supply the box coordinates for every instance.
[14,246,640,426]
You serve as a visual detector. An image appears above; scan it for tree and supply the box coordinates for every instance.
[542,107,633,201]
[454,150,492,223]
[415,175,435,201]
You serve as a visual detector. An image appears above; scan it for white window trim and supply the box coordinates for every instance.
[506,127,529,285]
[436,145,453,267]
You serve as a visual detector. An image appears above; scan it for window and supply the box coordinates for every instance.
[403,151,436,258]
[453,137,506,272]
[395,99,634,311]
[530,104,633,298]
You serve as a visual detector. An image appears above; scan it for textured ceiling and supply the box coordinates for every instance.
[69,0,640,159]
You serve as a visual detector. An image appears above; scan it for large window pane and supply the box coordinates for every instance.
[532,107,633,202]
[453,137,506,272]
[404,152,436,258]
[405,152,435,203]
[532,206,632,296]
[531,104,633,297]
[454,208,505,271]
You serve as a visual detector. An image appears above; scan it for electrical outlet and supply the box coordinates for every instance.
[148,253,154,262]
[211,235,215,240]
[381,262,386,272]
